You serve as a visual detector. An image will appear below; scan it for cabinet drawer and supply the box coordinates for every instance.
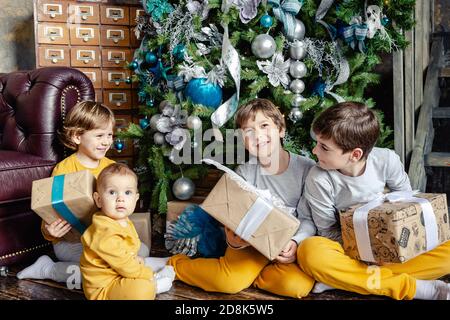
[68,3,99,24]
[76,68,102,89]
[101,48,132,68]
[37,23,69,45]
[130,7,145,26]
[71,47,101,68]
[100,5,130,25]
[38,46,70,67]
[95,89,103,103]
[130,28,141,48]
[102,69,131,89]
[69,25,100,46]
[36,0,68,23]
[100,26,130,47]
[103,90,132,110]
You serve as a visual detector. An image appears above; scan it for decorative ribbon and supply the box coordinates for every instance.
[235,197,273,241]
[51,175,86,234]
[167,75,185,102]
[353,190,439,263]
[315,0,337,40]
[268,0,303,41]
[343,21,368,53]
[210,22,241,142]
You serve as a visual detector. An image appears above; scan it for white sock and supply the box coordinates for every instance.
[155,266,175,294]
[144,257,170,272]
[16,255,54,280]
[312,282,336,294]
[415,279,450,300]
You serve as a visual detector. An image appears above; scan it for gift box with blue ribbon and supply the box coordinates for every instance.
[31,170,97,240]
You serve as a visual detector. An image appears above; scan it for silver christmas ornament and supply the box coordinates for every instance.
[291,94,306,107]
[251,34,276,59]
[289,60,307,79]
[286,19,305,42]
[289,40,307,60]
[186,115,202,130]
[289,107,303,122]
[156,116,173,133]
[153,132,165,145]
[289,79,305,94]
[172,177,195,200]
[150,114,162,130]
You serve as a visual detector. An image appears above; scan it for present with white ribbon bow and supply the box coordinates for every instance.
[199,159,300,260]
[340,192,450,264]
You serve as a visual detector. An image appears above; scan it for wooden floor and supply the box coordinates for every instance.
[1,236,448,300]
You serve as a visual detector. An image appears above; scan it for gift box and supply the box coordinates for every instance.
[31,170,97,240]
[130,212,152,250]
[166,196,206,224]
[200,160,300,260]
[340,192,450,264]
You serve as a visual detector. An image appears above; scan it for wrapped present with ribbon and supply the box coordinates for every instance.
[31,170,97,240]
[340,191,450,264]
[130,212,152,250]
[199,159,300,260]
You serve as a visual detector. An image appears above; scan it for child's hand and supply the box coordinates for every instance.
[45,219,72,238]
[224,227,248,248]
[136,256,144,265]
[275,240,297,264]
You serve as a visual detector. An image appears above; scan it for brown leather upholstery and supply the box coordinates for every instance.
[0,67,94,266]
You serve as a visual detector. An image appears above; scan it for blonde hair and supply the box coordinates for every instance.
[235,98,286,131]
[96,163,138,191]
[59,101,115,150]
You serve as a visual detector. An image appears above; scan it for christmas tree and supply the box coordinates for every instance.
[119,0,415,214]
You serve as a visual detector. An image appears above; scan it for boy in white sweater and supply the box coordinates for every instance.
[300,101,450,300]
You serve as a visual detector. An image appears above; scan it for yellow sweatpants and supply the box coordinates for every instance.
[84,277,156,300]
[298,236,450,300]
[169,246,315,298]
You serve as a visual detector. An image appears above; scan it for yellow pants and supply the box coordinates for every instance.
[84,277,156,300]
[169,246,314,298]
[298,236,450,300]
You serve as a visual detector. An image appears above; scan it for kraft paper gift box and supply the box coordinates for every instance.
[166,196,206,224]
[31,170,97,241]
[130,212,152,250]
[340,192,450,264]
[200,159,300,261]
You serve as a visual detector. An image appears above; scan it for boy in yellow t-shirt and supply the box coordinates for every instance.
[80,163,175,300]
[17,101,148,285]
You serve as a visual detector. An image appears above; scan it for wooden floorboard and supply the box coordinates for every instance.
[1,235,448,300]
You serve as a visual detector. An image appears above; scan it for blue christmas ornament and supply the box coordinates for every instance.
[145,52,158,65]
[128,60,139,70]
[260,14,273,28]
[165,204,226,258]
[125,77,132,84]
[139,117,149,129]
[312,79,326,99]
[172,44,186,61]
[146,98,154,107]
[381,16,390,26]
[114,140,124,152]
[184,78,223,109]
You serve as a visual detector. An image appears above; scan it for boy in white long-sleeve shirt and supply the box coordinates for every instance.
[299,101,450,300]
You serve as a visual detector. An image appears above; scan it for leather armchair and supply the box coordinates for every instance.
[0,67,94,266]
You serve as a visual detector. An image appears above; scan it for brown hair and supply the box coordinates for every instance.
[96,163,138,191]
[235,98,286,131]
[312,102,380,158]
[59,101,115,150]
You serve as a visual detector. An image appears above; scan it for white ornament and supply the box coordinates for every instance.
[257,52,290,88]
[289,60,307,79]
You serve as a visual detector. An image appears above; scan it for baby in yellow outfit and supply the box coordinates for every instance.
[80,163,175,300]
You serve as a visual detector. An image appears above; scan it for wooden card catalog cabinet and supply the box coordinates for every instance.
[34,0,142,166]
